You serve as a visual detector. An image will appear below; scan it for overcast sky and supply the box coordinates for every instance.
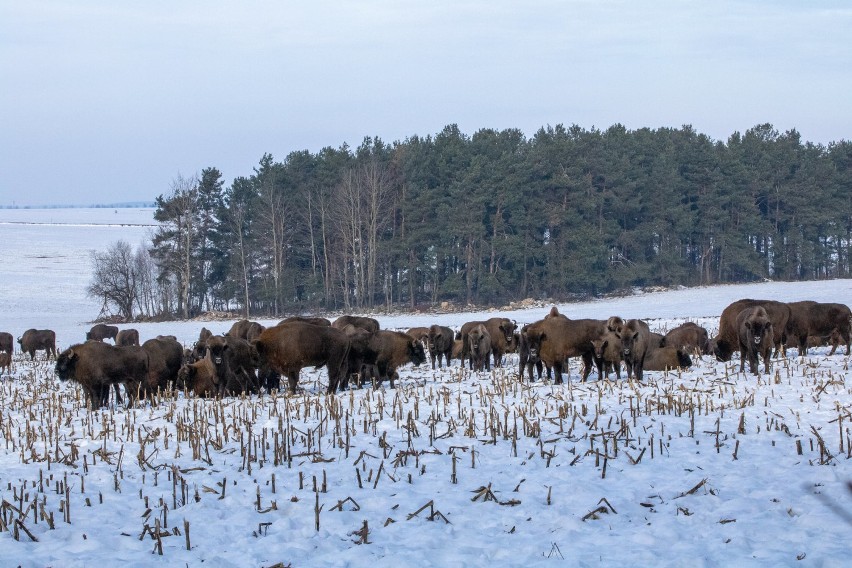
[1,1,850,206]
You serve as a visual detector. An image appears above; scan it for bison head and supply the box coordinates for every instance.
[206,336,229,367]
[618,331,639,357]
[55,348,79,380]
[591,338,608,359]
[408,339,427,366]
[499,319,517,343]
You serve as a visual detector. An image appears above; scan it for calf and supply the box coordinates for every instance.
[591,331,622,381]
[0,352,10,376]
[736,306,774,375]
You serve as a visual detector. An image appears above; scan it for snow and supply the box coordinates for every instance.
[1,209,852,567]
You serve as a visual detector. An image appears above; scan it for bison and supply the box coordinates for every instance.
[137,337,184,396]
[617,319,652,381]
[86,324,119,342]
[227,319,265,342]
[18,329,57,360]
[458,317,517,369]
[205,335,261,396]
[643,346,692,372]
[712,299,790,361]
[591,331,622,381]
[524,316,604,384]
[177,353,220,398]
[332,315,380,333]
[518,326,545,382]
[55,341,149,408]
[427,325,455,369]
[406,327,431,344]
[254,322,351,395]
[467,324,492,372]
[662,322,710,358]
[786,301,851,356]
[366,330,427,388]
[115,328,140,346]
[736,306,774,375]
[0,331,13,354]
[0,352,10,376]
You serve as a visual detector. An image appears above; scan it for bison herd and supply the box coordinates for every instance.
[0,297,848,408]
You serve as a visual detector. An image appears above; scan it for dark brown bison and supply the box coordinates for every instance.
[86,324,119,342]
[130,337,184,397]
[518,326,544,382]
[807,329,844,351]
[55,341,149,408]
[332,315,380,333]
[524,316,604,383]
[367,330,427,388]
[643,346,692,371]
[115,328,140,346]
[427,325,455,369]
[662,322,710,357]
[335,324,378,390]
[458,317,517,369]
[406,327,431,344]
[617,319,652,381]
[712,299,790,361]
[205,335,261,395]
[467,324,492,372]
[190,327,215,361]
[0,352,10,376]
[18,329,57,360]
[227,319,265,342]
[0,331,13,354]
[177,353,219,397]
[591,331,622,381]
[606,316,624,334]
[736,306,774,375]
[279,316,332,327]
[786,301,851,356]
[254,322,351,394]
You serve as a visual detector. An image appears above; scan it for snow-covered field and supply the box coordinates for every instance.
[2,209,852,567]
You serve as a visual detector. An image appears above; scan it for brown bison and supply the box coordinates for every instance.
[807,329,844,351]
[0,352,10,376]
[617,319,652,381]
[18,329,57,360]
[227,319,265,342]
[86,323,119,342]
[138,337,184,395]
[254,322,351,394]
[736,306,774,375]
[467,324,492,372]
[591,331,622,381]
[332,315,380,333]
[458,317,517,369]
[279,316,332,327]
[406,327,431,344]
[176,353,219,397]
[427,325,455,369]
[366,330,427,388]
[335,324,378,390]
[712,299,790,361]
[643,346,692,372]
[115,328,140,346]
[0,331,13,354]
[786,301,851,356]
[205,335,261,395]
[662,322,710,357]
[55,341,149,408]
[518,326,545,382]
[524,316,604,383]
[606,316,624,334]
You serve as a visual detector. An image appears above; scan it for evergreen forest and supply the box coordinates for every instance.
[139,123,852,318]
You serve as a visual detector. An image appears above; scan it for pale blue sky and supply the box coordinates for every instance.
[2,1,850,205]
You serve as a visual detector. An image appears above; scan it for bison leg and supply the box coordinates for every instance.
[581,352,594,382]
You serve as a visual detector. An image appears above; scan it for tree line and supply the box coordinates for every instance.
[89,122,852,320]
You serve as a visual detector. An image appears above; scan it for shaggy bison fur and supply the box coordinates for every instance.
[712,299,790,361]
[786,301,851,356]
[86,324,119,342]
[736,306,774,375]
[18,329,57,360]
